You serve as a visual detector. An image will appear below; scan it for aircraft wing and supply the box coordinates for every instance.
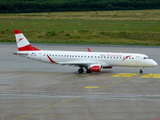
[58,61,110,67]
[59,61,98,66]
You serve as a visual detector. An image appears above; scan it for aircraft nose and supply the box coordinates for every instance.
[152,60,158,66]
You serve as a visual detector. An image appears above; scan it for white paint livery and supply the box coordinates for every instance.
[15,33,30,48]
[14,30,158,73]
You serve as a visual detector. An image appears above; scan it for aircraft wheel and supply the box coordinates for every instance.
[78,69,84,73]
[139,67,143,74]
[139,70,143,74]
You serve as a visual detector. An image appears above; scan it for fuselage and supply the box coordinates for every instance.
[14,29,158,73]
[18,50,158,68]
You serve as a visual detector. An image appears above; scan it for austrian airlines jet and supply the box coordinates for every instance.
[14,30,158,73]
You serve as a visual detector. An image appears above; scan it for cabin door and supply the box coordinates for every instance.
[136,56,140,63]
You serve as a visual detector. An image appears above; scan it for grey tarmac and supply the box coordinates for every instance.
[0,44,160,120]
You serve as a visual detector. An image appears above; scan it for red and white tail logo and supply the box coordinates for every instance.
[14,30,40,51]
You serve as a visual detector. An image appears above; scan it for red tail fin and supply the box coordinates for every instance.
[14,30,40,51]
[18,44,40,51]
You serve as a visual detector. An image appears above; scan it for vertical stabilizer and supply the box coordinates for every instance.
[14,30,40,51]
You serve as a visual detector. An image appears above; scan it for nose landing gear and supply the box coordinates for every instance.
[139,67,144,74]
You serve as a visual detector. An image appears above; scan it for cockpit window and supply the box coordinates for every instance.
[143,57,151,59]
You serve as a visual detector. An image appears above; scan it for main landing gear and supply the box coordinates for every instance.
[78,67,90,73]
[78,68,84,73]
[139,67,144,74]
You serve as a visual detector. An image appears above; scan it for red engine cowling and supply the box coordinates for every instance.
[89,64,102,72]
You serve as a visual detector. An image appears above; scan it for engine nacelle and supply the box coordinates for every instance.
[89,64,102,72]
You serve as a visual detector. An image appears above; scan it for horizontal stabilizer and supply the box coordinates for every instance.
[13,52,28,55]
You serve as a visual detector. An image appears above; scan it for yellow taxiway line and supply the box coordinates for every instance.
[111,73,160,78]
[84,86,100,89]
[141,74,160,78]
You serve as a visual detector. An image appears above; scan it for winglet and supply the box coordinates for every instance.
[14,29,40,51]
[87,47,92,52]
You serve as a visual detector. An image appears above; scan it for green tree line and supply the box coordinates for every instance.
[0,0,160,13]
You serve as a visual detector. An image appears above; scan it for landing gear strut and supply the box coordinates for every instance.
[139,67,144,74]
[85,66,91,73]
[78,66,91,73]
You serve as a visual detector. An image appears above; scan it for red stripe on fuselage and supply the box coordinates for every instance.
[47,55,57,63]
[18,44,40,51]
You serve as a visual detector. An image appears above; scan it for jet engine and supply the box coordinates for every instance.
[89,64,102,72]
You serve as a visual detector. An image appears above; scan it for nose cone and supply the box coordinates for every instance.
[152,60,158,66]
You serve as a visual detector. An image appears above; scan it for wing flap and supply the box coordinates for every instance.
[59,61,111,67]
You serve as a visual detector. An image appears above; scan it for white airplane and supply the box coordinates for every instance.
[13,29,158,73]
